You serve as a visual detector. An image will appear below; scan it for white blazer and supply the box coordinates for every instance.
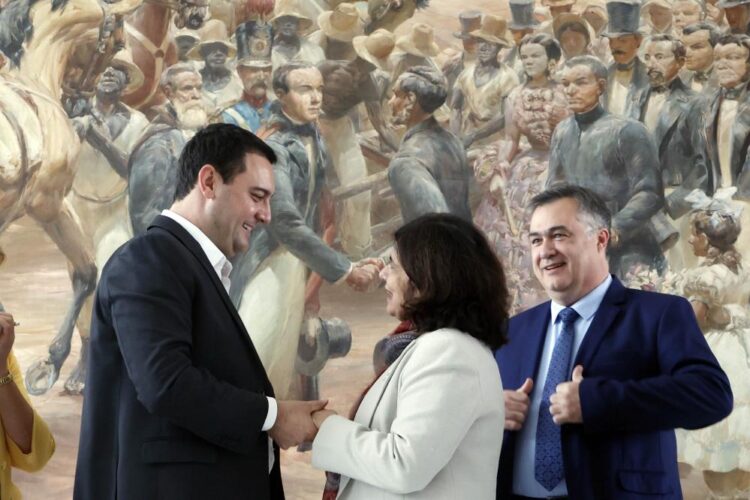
[312,328,505,500]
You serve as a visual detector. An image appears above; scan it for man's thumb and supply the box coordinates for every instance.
[517,378,534,394]
[572,365,584,382]
[308,399,328,411]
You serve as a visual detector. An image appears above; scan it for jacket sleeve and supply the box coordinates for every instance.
[311,333,490,494]
[613,122,664,240]
[101,242,270,455]
[388,154,451,223]
[579,296,733,433]
[5,353,55,472]
[265,148,351,283]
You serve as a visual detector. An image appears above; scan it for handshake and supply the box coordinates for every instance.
[268,399,339,449]
[344,258,384,292]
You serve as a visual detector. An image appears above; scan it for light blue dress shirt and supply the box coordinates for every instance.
[513,275,613,497]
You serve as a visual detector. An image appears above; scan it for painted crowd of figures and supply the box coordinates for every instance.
[1,0,750,495]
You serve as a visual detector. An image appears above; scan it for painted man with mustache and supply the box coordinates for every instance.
[128,63,209,235]
[628,34,709,270]
[547,55,666,276]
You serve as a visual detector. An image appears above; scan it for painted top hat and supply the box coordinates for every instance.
[187,19,237,60]
[235,20,273,68]
[469,14,512,48]
[269,0,314,33]
[716,0,750,8]
[318,3,365,42]
[396,23,440,58]
[453,10,482,39]
[542,0,577,7]
[602,0,642,37]
[353,28,395,70]
[109,49,145,95]
[509,0,541,30]
[553,13,592,44]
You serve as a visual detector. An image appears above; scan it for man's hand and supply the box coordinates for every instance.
[504,378,533,431]
[550,365,584,425]
[345,258,384,292]
[0,312,16,373]
[312,409,337,429]
[269,399,328,449]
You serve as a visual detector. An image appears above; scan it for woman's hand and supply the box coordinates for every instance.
[312,409,337,429]
[0,312,16,373]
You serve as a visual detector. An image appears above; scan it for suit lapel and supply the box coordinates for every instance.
[654,92,684,153]
[573,276,627,368]
[706,90,722,192]
[149,216,274,392]
[730,94,750,185]
[516,305,552,384]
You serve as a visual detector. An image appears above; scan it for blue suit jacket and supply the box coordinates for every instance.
[495,277,732,499]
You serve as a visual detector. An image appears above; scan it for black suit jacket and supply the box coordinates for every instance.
[74,216,284,500]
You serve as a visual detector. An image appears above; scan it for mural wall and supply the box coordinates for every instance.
[0,0,748,496]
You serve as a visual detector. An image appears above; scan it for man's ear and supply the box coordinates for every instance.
[197,164,218,200]
[162,84,174,100]
[597,78,607,96]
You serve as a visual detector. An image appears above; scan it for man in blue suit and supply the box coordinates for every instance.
[495,185,733,499]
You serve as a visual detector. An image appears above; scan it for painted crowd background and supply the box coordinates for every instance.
[1,0,749,496]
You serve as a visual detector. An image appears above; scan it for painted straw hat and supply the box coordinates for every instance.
[318,3,365,42]
[353,28,395,70]
[109,49,145,95]
[396,23,440,58]
[187,19,237,60]
[468,14,512,48]
[553,12,592,44]
[270,0,314,32]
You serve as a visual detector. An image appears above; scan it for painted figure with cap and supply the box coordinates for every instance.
[129,63,209,236]
[221,20,275,132]
[505,0,541,79]
[474,32,569,313]
[547,55,667,276]
[390,23,441,82]
[680,21,721,94]
[317,28,399,259]
[602,0,649,116]
[64,52,150,393]
[270,0,325,69]
[442,10,481,93]
[451,15,519,149]
[310,3,365,61]
[629,34,709,271]
[175,28,200,63]
[577,0,612,63]
[720,0,750,33]
[554,13,594,63]
[188,19,243,118]
[642,0,675,36]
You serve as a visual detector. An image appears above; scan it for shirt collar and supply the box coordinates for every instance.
[550,274,613,324]
[161,209,232,278]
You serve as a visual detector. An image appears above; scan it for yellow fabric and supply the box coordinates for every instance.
[1,352,56,500]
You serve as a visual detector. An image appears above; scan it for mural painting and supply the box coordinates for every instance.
[1,0,749,496]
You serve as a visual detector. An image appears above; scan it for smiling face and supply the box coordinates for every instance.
[529,197,610,305]
[644,39,683,87]
[278,67,323,123]
[379,249,413,319]
[682,29,714,72]
[520,42,550,78]
[714,42,750,88]
[560,63,605,113]
[206,152,275,258]
[672,0,704,31]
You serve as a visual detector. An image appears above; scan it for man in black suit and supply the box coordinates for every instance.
[74,124,325,500]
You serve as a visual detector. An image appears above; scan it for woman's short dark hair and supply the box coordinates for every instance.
[520,32,563,63]
[394,213,509,351]
[396,65,448,114]
[174,123,277,201]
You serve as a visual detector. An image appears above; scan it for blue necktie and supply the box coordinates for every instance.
[535,307,580,491]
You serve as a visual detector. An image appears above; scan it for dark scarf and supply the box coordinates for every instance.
[322,320,418,499]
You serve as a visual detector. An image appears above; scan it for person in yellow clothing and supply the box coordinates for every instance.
[0,311,55,499]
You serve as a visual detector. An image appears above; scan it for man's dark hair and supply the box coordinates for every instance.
[716,33,750,62]
[528,184,612,232]
[396,65,448,114]
[564,55,608,80]
[174,123,277,201]
[272,61,316,94]
[394,213,509,351]
[683,21,721,46]
[520,32,563,62]
[648,34,687,59]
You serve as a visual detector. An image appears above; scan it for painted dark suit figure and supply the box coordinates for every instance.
[496,186,732,500]
[548,56,665,275]
[387,66,472,223]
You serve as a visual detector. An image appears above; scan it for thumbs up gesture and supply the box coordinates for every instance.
[550,365,584,425]
[503,378,534,431]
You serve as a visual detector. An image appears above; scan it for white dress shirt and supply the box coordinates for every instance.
[161,210,277,469]
[513,275,613,497]
[718,99,738,189]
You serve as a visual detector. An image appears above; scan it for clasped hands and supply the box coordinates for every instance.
[268,399,339,450]
[503,365,585,431]
[345,258,384,292]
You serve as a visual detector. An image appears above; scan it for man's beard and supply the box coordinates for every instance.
[174,98,208,131]
[389,102,413,127]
